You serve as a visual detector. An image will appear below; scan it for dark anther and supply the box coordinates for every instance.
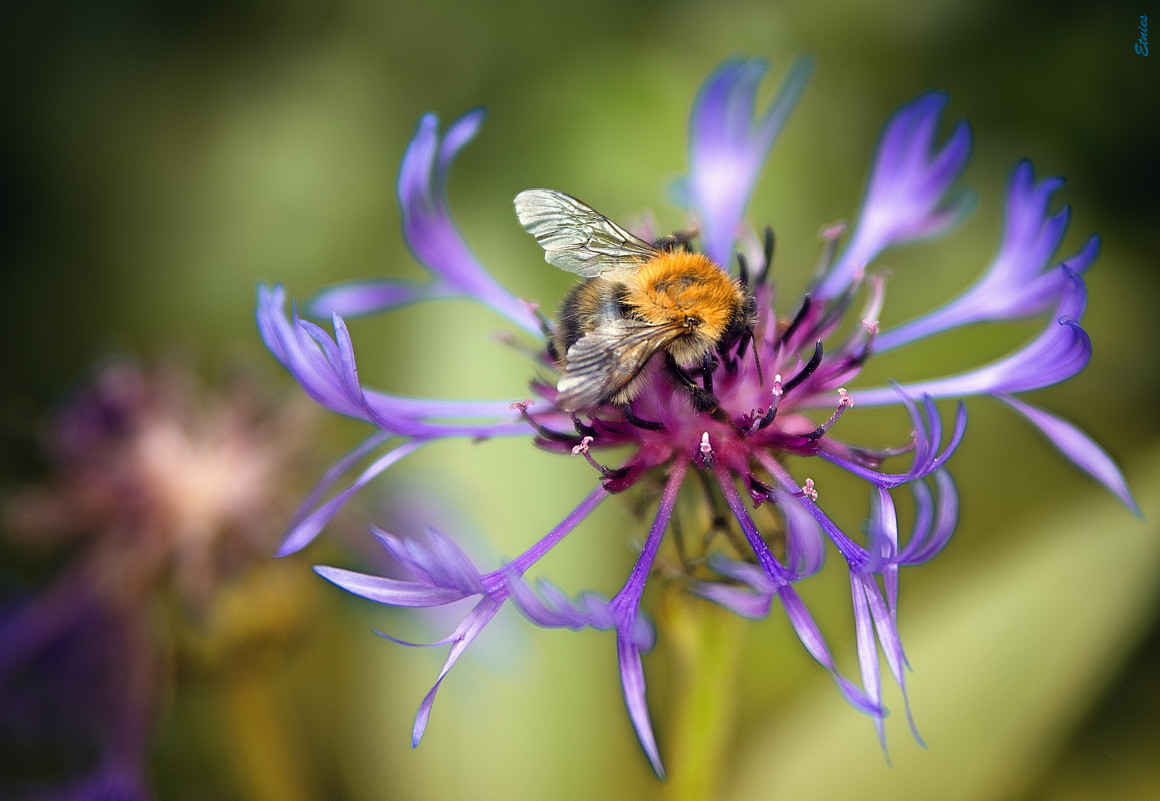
[855,337,874,366]
[531,306,555,341]
[756,226,776,286]
[735,323,763,386]
[845,446,887,469]
[623,405,664,431]
[517,404,580,444]
[572,436,633,481]
[776,294,812,349]
[737,251,751,287]
[729,327,751,369]
[748,474,774,496]
[746,474,775,504]
[803,425,826,443]
[838,349,870,376]
[734,324,751,357]
[571,413,598,438]
[781,340,824,396]
[756,402,778,431]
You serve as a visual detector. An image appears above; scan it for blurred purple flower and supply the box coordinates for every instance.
[1,362,320,798]
[257,57,1135,776]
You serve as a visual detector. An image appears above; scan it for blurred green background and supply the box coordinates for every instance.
[2,1,1157,800]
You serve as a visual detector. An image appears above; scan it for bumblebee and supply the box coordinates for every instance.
[515,188,756,414]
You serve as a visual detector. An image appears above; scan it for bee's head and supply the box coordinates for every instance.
[715,290,753,345]
[717,257,762,382]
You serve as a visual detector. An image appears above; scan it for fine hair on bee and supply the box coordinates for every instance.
[515,188,760,415]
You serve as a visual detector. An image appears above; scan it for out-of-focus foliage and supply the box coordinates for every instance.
[2,1,1156,800]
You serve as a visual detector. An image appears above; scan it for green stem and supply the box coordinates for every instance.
[222,664,312,801]
[661,593,745,801]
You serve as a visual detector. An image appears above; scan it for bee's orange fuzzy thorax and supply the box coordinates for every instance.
[624,252,740,356]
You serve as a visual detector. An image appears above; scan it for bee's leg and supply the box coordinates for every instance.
[700,351,719,395]
[665,352,719,413]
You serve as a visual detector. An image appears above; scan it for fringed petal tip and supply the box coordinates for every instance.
[817,91,973,300]
[366,524,487,596]
[677,54,814,266]
[997,394,1140,515]
[312,564,469,607]
[854,265,1092,406]
[397,109,540,335]
[275,439,425,556]
[438,107,487,174]
[871,155,1089,352]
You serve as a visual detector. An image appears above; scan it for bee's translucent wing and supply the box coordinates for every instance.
[556,318,683,410]
[515,189,659,277]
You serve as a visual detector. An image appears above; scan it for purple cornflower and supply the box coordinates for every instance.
[256,57,1136,776]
